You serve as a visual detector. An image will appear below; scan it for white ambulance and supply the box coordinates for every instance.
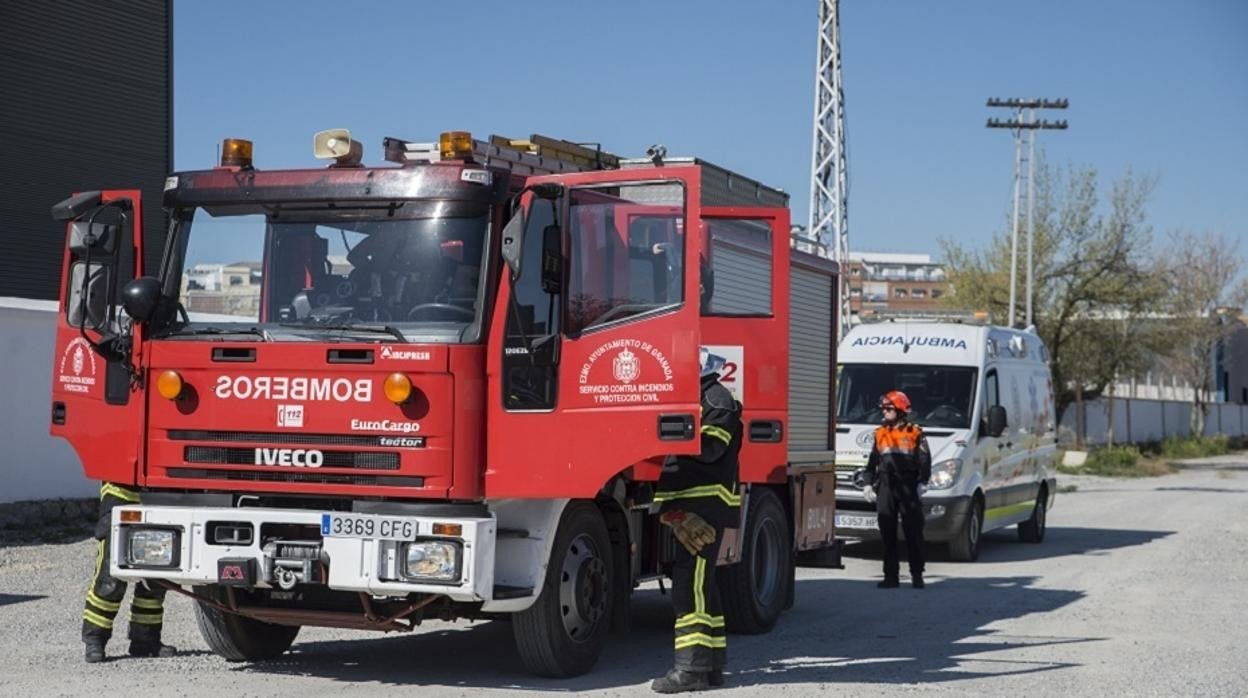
[833,320,1058,561]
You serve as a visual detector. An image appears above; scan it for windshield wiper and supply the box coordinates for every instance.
[279,323,406,342]
[163,326,272,340]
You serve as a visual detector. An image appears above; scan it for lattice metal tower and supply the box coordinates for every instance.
[808,0,850,338]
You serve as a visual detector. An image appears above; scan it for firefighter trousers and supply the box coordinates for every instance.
[671,537,726,673]
[876,476,925,580]
[82,484,167,645]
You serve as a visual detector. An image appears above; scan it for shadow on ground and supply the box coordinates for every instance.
[232,572,1101,691]
[0,593,47,608]
[842,525,1174,565]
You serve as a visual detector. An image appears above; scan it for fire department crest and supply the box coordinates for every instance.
[72,346,84,376]
[612,348,640,383]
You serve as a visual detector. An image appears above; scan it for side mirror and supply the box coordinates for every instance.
[530,333,560,367]
[122,276,163,323]
[500,214,524,279]
[540,224,563,294]
[986,404,1008,438]
[51,191,103,222]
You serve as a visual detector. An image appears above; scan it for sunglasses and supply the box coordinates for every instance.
[880,405,897,412]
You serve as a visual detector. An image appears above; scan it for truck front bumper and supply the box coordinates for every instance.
[834,494,973,543]
[109,506,496,603]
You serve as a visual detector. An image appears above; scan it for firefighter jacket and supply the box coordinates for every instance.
[654,374,743,528]
[864,420,932,487]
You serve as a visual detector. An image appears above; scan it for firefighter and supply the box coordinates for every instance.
[855,390,932,589]
[650,347,743,693]
[82,483,176,663]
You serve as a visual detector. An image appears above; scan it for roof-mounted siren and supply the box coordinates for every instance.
[313,128,363,168]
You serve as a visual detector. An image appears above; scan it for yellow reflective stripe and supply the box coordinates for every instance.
[694,556,706,615]
[654,484,741,507]
[131,597,163,610]
[674,633,727,649]
[101,484,140,503]
[129,611,164,625]
[675,612,725,629]
[82,609,114,629]
[700,425,732,445]
[86,590,120,613]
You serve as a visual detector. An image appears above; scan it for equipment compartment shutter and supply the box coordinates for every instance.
[789,265,833,451]
[711,243,771,315]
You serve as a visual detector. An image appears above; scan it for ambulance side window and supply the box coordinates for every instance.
[503,199,559,410]
[981,368,1000,435]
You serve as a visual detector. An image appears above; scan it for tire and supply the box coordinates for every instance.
[948,495,983,562]
[1017,487,1048,543]
[513,502,613,678]
[721,488,790,634]
[192,586,300,662]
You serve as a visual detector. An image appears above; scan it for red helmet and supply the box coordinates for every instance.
[881,390,912,414]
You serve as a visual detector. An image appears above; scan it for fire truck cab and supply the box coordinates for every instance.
[50,131,840,677]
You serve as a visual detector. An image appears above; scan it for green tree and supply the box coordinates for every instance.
[941,162,1166,426]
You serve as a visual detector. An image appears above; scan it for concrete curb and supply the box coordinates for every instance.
[1169,452,1248,471]
[0,498,96,530]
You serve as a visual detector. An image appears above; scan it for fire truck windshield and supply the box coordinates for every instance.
[169,205,490,342]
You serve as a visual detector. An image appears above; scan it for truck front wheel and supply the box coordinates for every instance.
[513,502,613,678]
[720,488,790,634]
[192,586,300,661]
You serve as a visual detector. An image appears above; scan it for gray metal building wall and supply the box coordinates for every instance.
[0,1,171,300]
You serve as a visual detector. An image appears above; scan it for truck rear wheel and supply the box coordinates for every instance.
[513,502,613,678]
[721,488,790,634]
[948,496,983,562]
[192,586,300,662]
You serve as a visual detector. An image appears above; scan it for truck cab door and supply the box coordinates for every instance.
[49,190,149,485]
[487,167,704,498]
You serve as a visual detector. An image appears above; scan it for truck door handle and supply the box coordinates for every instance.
[658,414,695,441]
[749,420,783,443]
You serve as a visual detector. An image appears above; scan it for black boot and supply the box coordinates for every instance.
[708,669,725,687]
[129,641,176,658]
[651,668,709,693]
[84,639,107,664]
[877,577,899,589]
[912,572,925,589]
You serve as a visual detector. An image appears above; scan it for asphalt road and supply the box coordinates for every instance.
[1,467,1246,696]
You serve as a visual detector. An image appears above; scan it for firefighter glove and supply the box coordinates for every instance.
[659,511,717,555]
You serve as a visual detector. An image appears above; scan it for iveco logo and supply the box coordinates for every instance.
[254,448,324,468]
[855,430,875,449]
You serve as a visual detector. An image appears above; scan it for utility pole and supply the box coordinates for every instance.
[809,0,850,339]
[986,98,1068,327]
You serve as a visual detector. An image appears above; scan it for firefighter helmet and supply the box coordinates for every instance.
[880,390,912,414]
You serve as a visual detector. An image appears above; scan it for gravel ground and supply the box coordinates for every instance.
[1,468,1246,696]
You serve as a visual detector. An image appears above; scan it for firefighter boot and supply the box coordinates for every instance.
[912,571,925,589]
[651,668,710,693]
[877,577,899,589]
[129,641,177,658]
[708,669,725,687]
[84,639,107,664]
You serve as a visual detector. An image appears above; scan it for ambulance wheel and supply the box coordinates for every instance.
[948,495,983,562]
[1018,486,1048,543]
[192,586,299,661]
[513,502,613,678]
[721,488,790,634]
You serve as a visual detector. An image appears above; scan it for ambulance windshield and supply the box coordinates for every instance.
[837,364,978,428]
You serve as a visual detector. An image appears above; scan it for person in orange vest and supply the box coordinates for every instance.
[856,390,932,588]
[82,483,176,662]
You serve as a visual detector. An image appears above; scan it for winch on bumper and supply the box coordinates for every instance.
[108,506,496,602]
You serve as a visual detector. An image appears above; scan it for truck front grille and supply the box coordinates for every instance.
[165,467,424,487]
[169,430,414,448]
[183,446,400,470]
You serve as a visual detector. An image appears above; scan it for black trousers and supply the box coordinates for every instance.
[82,484,167,644]
[876,475,925,580]
[671,536,726,673]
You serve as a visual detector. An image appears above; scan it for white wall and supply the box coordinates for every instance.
[1060,394,1247,447]
[0,299,95,503]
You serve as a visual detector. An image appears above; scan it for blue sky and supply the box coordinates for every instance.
[174,0,1248,260]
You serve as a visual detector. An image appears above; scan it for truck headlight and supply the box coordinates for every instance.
[126,528,179,567]
[928,458,961,490]
[402,540,460,582]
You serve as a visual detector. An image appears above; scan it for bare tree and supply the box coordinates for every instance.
[942,162,1166,426]
[1160,231,1248,435]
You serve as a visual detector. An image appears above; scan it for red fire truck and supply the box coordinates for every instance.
[49,130,840,677]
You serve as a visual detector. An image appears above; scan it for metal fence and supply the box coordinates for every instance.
[1058,396,1247,447]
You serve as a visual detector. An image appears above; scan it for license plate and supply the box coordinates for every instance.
[321,513,418,541]
[835,513,877,529]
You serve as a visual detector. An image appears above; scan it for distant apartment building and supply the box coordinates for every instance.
[181,262,262,317]
[846,251,949,321]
